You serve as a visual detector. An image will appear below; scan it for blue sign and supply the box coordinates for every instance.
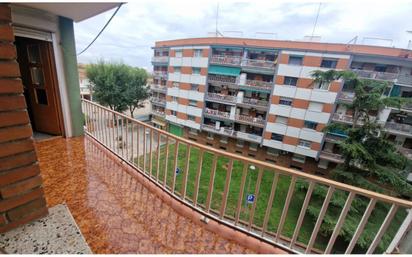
[176,167,181,174]
[246,194,255,204]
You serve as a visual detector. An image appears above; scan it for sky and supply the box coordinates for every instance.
[74,0,412,71]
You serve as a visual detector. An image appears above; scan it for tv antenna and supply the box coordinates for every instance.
[214,2,224,37]
[311,2,322,38]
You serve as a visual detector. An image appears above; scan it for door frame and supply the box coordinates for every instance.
[14,26,66,137]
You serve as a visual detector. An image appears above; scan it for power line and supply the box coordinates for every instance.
[77,3,123,56]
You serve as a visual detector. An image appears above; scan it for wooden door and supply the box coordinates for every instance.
[15,37,62,135]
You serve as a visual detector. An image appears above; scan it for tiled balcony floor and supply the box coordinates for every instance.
[34,136,254,254]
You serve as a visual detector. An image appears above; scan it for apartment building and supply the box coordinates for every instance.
[150,37,412,174]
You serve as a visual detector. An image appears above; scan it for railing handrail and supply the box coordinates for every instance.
[81,99,412,208]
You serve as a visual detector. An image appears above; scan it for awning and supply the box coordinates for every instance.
[208,65,241,77]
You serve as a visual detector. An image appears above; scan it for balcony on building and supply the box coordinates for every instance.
[202,118,237,138]
[234,123,263,143]
[204,102,233,121]
[385,111,412,137]
[150,94,166,107]
[236,90,270,110]
[205,84,238,105]
[238,72,274,93]
[150,78,167,93]
[324,130,348,143]
[241,49,278,74]
[235,108,266,128]
[350,62,400,82]
[320,142,345,164]
[153,66,168,79]
[209,47,243,66]
[207,65,241,90]
[151,48,169,64]
[79,100,412,254]
[387,134,412,160]
[151,106,166,118]
[387,84,412,111]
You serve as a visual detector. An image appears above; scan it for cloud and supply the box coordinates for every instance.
[74,0,412,70]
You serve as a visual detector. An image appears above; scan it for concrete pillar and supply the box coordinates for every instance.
[59,16,83,137]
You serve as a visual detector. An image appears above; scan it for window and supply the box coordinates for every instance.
[298,139,311,148]
[304,120,318,130]
[314,81,330,90]
[189,100,197,106]
[188,115,196,121]
[189,128,198,135]
[249,143,258,151]
[174,66,181,73]
[171,110,177,116]
[288,55,303,65]
[172,96,178,102]
[267,148,279,156]
[175,50,183,57]
[194,49,202,57]
[276,116,288,125]
[192,67,201,75]
[173,82,179,88]
[308,102,323,112]
[279,97,293,106]
[191,84,199,91]
[236,140,244,147]
[284,76,298,86]
[292,154,306,163]
[321,59,338,68]
[220,136,228,144]
[271,133,284,141]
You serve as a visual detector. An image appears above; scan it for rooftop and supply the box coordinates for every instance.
[155,37,412,60]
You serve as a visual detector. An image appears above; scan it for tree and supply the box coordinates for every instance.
[124,67,149,117]
[86,60,129,112]
[297,70,412,253]
[86,60,149,116]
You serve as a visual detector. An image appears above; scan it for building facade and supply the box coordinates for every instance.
[150,37,412,174]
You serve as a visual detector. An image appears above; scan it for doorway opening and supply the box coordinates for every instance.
[15,36,64,141]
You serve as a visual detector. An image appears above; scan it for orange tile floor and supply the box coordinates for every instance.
[35,136,255,254]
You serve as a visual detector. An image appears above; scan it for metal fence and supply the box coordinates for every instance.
[82,99,412,254]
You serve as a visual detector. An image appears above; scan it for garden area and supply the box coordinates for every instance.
[133,137,406,254]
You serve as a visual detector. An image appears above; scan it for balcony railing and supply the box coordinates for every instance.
[150,84,167,93]
[82,99,412,254]
[150,97,166,106]
[338,91,355,102]
[352,69,398,81]
[242,79,273,91]
[208,74,238,85]
[204,108,231,120]
[385,122,412,136]
[397,74,412,86]
[236,131,262,143]
[151,56,169,63]
[205,92,237,104]
[153,71,168,79]
[151,109,165,117]
[210,55,242,66]
[202,124,237,137]
[241,98,269,108]
[235,114,265,127]
[319,150,345,164]
[332,113,355,124]
[241,58,276,71]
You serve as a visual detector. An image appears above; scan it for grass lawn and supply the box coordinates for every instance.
[133,137,406,253]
